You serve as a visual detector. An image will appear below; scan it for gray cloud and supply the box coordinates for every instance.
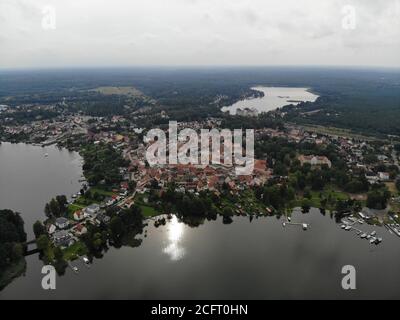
[0,0,399,68]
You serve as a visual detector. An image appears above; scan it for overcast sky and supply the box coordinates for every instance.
[0,0,399,69]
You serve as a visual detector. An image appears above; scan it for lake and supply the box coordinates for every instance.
[1,143,400,299]
[221,87,319,115]
[0,142,83,239]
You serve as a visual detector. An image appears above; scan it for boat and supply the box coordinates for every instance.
[376,237,383,243]
[302,223,308,231]
[345,226,352,231]
[370,237,376,244]
[282,222,286,227]
[360,233,367,239]
[367,235,372,240]
[341,225,346,229]
[287,217,292,222]
[358,220,364,224]
[371,231,376,236]
[44,153,49,157]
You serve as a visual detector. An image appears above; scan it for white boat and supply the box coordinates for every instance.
[341,225,346,229]
[370,237,376,244]
[44,153,49,157]
[367,235,372,240]
[358,220,364,224]
[360,233,367,239]
[345,226,352,231]
[371,231,376,236]
[302,223,308,230]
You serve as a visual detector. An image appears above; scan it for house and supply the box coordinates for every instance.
[84,204,100,217]
[365,171,379,183]
[73,210,85,221]
[55,217,69,229]
[73,223,87,236]
[298,155,332,168]
[47,224,56,235]
[96,213,111,225]
[377,155,388,161]
[53,230,73,247]
[378,172,390,181]
[104,197,115,206]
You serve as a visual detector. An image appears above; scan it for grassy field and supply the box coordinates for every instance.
[297,123,383,141]
[89,186,115,197]
[63,242,88,261]
[134,193,160,217]
[140,205,159,217]
[386,182,398,195]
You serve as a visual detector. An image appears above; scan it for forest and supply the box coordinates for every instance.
[0,209,27,288]
[1,66,399,136]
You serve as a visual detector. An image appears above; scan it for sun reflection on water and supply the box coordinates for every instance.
[163,215,186,261]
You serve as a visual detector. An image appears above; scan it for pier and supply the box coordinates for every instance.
[384,224,400,237]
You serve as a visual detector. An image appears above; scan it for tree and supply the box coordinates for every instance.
[36,234,50,251]
[222,207,234,217]
[33,221,46,238]
[44,203,51,218]
[367,189,391,210]
[11,243,24,261]
[49,198,61,217]
[128,180,137,191]
[274,161,288,176]
[53,246,64,261]
[301,199,311,213]
[109,216,124,238]
[56,195,68,209]
[0,210,27,270]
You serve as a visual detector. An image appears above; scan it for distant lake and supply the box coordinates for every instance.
[221,86,319,115]
[1,143,400,299]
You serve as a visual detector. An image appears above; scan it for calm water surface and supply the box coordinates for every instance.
[1,143,400,299]
[221,86,319,115]
[0,142,83,238]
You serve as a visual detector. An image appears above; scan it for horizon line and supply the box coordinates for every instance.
[1,64,400,72]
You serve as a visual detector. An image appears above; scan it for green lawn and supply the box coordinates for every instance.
[90,186,115,197]
[63,241,88,261]
[140,205,159,217]
[67,203,85,215]
[134,193,160,217]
